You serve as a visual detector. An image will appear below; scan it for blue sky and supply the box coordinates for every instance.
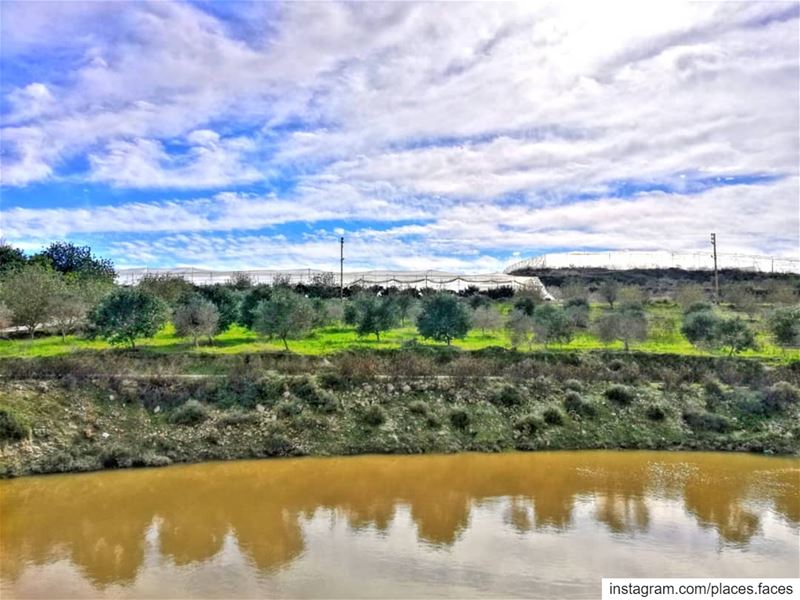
[1,1,798,271]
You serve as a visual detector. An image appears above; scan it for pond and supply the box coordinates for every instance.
[1,451,798,598]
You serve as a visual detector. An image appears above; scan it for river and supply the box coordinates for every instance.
[1,451,798,598]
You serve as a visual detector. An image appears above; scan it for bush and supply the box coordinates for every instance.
[276,399,303,418]
[449,408,470,429]
[563,392,597,417]
[514,414,542,436]
[408,400,430,416]
[682,410,731,433]
[362,405,387,427]
[219,410,259,427]
[604,385,635,405]
[645,404,668,422]
[543,407,565,426]
[169,400,209,425]
[564,379,583,392]
[0,408,27,442]
[489,384,523,407]
[607,359,625,372]
[762,382,800,414]
[289,376,337,411]
[317,371,348,390]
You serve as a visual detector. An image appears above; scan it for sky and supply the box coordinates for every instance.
[0,1,798,272]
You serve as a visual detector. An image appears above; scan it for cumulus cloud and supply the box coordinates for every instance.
[0,1,797,269]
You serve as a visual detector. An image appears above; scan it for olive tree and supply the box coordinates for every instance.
[89,288,167,348]
[174,295,220,347]
[681,310,720,348]
[593,305,648,351]
[505,308,534,349]
[715,317,757,356]
[416,293,471,345]
[767,306,800,349]
[0,264,62,338]
[0,302,12,337]
[34,241,116,284]
[472,305,503,335]
[253,288,314,350]
[352,295,398,341]
[598,280,620,308]
[532,304,573,347]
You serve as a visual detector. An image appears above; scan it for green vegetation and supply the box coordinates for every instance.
[1,241,799,477]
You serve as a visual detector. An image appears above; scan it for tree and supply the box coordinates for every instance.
[197,285,239,332]
[138,273,195,308]
[564,297,590,329]
[416,293,471,345]
[51,280,90,341]
[0,242,27,276]
[715,317,757,356]
[560,280,588,302]
[0,264,62,338]
[0,302,12,337]
[505,308,534,349]
[618,285,647,306]
[532,304,573,347]
[725,284,759,318]
[767,306,800,349]
[395,294,417,325]
[598,280,619,308]
[593,305,648,351]
[35,242,116,284]
[252,288,314,350]
[472,305,503,335]
[681,310,720,348]
[352,295,398,341]
[675,284,707,311]
[174,295,220,347]
[228,271,254,291]
[88,288,167,348]
[239,285,272,329]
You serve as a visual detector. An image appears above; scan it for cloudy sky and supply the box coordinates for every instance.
[1,1,798,271]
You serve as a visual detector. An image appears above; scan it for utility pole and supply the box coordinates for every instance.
[340,236,345,301]
[710,233,719,304]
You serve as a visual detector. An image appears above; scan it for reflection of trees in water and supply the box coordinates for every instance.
[0,453,797,587]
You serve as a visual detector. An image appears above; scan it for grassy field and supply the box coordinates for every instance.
[1,302,797,362]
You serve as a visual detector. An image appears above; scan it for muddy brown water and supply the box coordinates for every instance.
[1,451,798,598]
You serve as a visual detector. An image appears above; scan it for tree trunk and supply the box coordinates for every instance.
[282,337,289,351]
[624,340,629,351]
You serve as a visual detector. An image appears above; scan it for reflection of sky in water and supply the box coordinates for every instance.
[1,451,798,599]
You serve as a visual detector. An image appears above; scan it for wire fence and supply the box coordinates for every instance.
[504,250,800,274]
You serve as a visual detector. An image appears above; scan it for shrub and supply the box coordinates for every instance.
[564,379,583,392]
[514,414,542,436]
[762,382,800,414]
[425,414,442,429]
[408,400,430,416]
[605,385,635,405]
[317,371,348,390]
[489,384,523,407]
[449,408,470,429]
[645,404,668,422]
[219,410,260,427]
[682,410,731,433]
[0,408,27,441]
[362,405,387,427]
[543,407,565,426]
[276,399,303,418]
[169,400,209,425]
[607,359,625,372]
[563,392,597,417]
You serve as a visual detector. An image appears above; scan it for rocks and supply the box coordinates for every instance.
[402,384,412,394]
[154,406,161,413]
[256,404,266,413]
[101,432,110,439]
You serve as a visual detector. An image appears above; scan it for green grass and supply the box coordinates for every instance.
[1,303,797,361]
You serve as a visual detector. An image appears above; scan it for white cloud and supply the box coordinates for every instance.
[0,1,797,266]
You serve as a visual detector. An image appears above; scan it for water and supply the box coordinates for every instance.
[1,451,798,598]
